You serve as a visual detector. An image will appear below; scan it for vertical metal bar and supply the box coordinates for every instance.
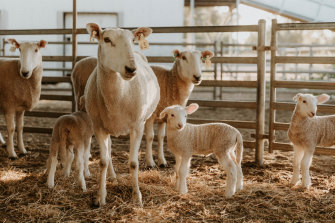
[269,19,277,153]
[255,19,266,165]
[220,41,223,100]
[2,38,5,56]
[213,41,217,100]
[309,46,313,79]
[71,0,77,112]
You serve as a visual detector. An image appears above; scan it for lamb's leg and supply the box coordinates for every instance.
[301,150,313,189]
[47,142,59,189]
[218,153,237,198]
[129,125,144,207]
[76,145,86,191]
[230,150,243,192]
[84,137,91,178]
[290,145,304,186]
[157,122,167,167]
[62,145,74,177]
[0,132,5,145]
[174,154,182,190]
[5,112,17,158]
[177,156,191,194]
[94,129,109,206]
[144,117,156,168]
[16,111,27,155]
[107,136,117,181]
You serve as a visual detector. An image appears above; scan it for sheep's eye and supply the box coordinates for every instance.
[104,37,111,42]
[182,56,187,60]
[171,114,174,117]
[35,49,38,53]
[303,100,306,103]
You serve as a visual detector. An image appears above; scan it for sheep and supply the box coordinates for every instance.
[159,103,244,198]
[46,107,93,191]
[0,39,47,158]
[288,93,334,189]
[84,23,160,206]
[144,49,214,168]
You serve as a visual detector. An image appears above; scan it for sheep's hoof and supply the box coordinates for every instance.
[18,153,27,158]
[132,191,143,208]
[159,163,168,168]
[145,165,156,170]
[8,156,18,160]
[1,144,6,148]
[91,197,100,209]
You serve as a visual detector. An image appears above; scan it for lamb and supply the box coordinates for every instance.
[160,103,244,198]
[288,93,334,188]
[46,107,93,191]
[84,23,160,206]
[144,49,214,168]
[0,39,47,158]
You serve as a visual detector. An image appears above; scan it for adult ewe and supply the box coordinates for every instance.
[84,23,160,206]
[0,39,47,158]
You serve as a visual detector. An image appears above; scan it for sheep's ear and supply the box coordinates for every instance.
[132,27,152,50]
[159,108,169,122]
[38,40,47,48]
[132,27,152,38]
[8,39,20,51]
[172,49,181,61]
[293,93,302,102]
[317,94,330,104]
[86,23,102,42]
[201,50,214,60]
[186,103,199,115]
[79,96,86,111]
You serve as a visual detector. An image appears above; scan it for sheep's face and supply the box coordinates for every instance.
[293,93,330,118]
[87,23,152,81]
[160,103,199,131]
[173,50,213,85]
[8,39,46,79]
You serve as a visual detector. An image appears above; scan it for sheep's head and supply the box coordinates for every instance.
[8,39,47,79]
[173,49,213,85]
[159,103,199,131]
[86,23,152,80]
[293,93,330,118]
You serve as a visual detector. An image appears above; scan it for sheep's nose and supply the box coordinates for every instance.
[21,71,29,77]
[311,112,315,116]
[193,75,200,81]
[125,66,136,75]
[177,123,183,129]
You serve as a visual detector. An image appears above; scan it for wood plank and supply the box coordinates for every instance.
[147,56,258,64]
[25,111,70,118]
[187,118,256,129]
[40,94,73,101]
[277,22,335,31]
[272,102,335,113]
[273,80,335,90]
[276,56,335,64]
[187,99,257,109]
[272,142,335,156]
[199,80,257,88]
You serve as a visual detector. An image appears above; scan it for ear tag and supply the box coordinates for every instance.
[90,31,97,42]
[9,45,16,52]
[138,33,149,50]
[173,53,178,62]
[202,55,211,68]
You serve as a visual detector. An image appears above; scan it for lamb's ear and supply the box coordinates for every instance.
[172,49,181,61]
[186,103,199,115]
[201,50,214,60]
[78,96,86,111]
[293,93,302,102]
[8,39,20,52]
[159,108,169,122]
[317,94,330,104]
[86,23,102,42]
[38,40,47,48]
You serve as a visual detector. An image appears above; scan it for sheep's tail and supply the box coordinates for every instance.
[60,127,70,153]
[235,133,243,166]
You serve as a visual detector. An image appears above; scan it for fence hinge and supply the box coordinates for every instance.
[252,46,277,51]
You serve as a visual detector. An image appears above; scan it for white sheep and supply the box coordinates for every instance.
[0,39,47,158]
[288,93,334,188]
[84,23,160,206]
[145,49,214,168]
[160,103,244,198]
[46,109,93,191]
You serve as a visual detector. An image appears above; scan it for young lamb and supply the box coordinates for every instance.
[46,108,93,191]
[145,49,214,168]
[0,39,47,158]
[84,23,160,206]
[160,103,244,198]
[288,93,334,188]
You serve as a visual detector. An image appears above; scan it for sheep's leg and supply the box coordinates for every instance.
[174,154,182,190]
[94,129,109,206]
[84,137,91,178]
[107,136,117,181]
[301,150,313,189]
[5,112,17,158]
[290,145,304,186]
[129,125,144,207]
[144,117,156,168]
[157,122,167,167]
[62,145,74,177]
[218,153,237,198]
[0,132,5,145]
[47,142,59,189]
[15,111,26,155]
[76,145,86,191]
[230,150,243,192]
[178,156,191,194]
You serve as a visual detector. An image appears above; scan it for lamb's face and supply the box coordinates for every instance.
[8,39,46,79]
[293,93,330,118]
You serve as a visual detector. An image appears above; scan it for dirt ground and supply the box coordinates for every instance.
[0,88,334,222]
